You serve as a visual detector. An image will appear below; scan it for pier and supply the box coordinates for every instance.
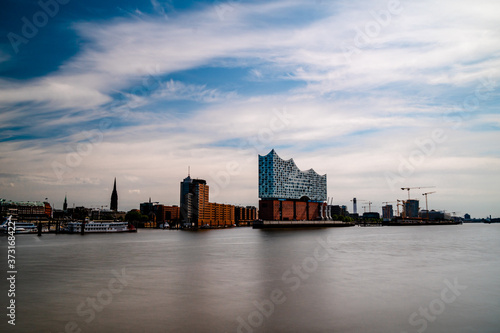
[252,220,355,229]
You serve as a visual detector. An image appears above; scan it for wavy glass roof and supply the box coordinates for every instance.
[258,149,327,201]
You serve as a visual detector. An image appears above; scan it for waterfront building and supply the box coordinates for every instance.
[330,205,349,217]
[179,174,255,228]
[258,150,326,221]
[91,209,125,221]
[179,174,193,223]
[418,210,452,221]
[67,206,92,220]
[206,202,235,227]
[139,202,181,227]
[0,199,52,222]
[110,178,118,211]
[259,149,326,201]
[160,205,180,225]
[44,201,52,218]
[363,212,380,220]
[382,205,393,221]
[179,178,210,226]
[140,198,157,217]
[235,206,257,226]
[192,179,210,225]
[404,199,419,218]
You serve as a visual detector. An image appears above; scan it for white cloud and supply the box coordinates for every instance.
[0,76,111,110]
[152,79,237,102]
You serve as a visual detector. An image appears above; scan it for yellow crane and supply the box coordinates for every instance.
[401,186,435,199]
[396,199,405,218]
[422,191,436,219]
[360,201,374,213]
[354,199,371,213]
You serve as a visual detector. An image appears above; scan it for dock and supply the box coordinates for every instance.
[252,220,355,229]
[384,219,462,226]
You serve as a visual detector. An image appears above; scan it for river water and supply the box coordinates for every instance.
[1,224,499,333]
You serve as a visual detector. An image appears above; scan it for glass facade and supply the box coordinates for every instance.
[404,199,419,218]
[258,149,327,201]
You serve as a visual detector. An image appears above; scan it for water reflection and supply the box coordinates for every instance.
[1,225,499,332]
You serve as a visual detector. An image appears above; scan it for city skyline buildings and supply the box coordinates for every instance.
[179,173,256,227]
[1,1,499,218]
[0,151,496,220]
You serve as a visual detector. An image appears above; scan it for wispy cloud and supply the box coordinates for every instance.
[151,79,237,102]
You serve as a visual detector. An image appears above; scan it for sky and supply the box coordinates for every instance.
[0,0,499,218]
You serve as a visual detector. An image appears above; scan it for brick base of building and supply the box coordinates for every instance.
[258,199,322,221]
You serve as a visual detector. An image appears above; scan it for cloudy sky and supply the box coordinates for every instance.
[1,0,499,217]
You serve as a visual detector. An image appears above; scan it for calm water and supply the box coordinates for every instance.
[1,224,500,333]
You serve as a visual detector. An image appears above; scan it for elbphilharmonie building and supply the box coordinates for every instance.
[258,149,327,202]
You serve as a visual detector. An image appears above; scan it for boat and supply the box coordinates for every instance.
[64,220,137,233]
[0,216,37,234]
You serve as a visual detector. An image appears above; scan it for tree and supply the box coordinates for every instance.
[125,210,149,227]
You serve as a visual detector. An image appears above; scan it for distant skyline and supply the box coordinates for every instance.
[1,0,499,217]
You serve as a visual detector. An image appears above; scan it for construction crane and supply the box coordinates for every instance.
[357,200,373,212]
[361,200,373,213]
[422,191,436,219]
[396,199,405,218]
[401,186,435,199]
[352,199,370,214]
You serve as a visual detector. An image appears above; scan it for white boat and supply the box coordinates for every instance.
[64,220,137,233]
[0,216,37,234]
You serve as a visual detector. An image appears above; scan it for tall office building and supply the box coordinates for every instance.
[180,176,210,226]
[110,178,118,211]
[180,175,193,223]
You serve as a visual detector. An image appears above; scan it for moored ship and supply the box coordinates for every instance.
[0,215,37,234]
[64,220,137,233]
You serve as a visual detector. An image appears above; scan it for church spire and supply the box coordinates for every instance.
[110,178,118,211]
[63,193,68,212]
